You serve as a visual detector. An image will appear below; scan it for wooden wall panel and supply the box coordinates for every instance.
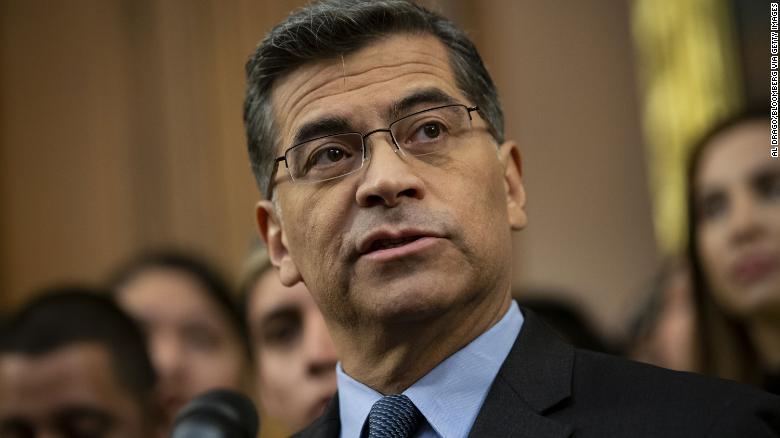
[0,0,306,311]
[1,0,137,308]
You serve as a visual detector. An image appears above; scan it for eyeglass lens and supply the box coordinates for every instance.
[285,105,472,183]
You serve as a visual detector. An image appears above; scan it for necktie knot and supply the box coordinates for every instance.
[366,394,422,438]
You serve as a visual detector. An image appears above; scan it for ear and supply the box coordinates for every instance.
[498,141,528,230]
[255,200,304,286]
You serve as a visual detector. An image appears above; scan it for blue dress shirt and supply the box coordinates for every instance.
[337,301,524,438]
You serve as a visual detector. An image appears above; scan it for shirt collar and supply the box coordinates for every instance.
[337,301,524,437]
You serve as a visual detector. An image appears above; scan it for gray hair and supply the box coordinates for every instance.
[244,0,505,197]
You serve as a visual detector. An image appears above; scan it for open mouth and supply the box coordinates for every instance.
[368,236,423,252]
[359,234,442,262]
[357,228,445,262]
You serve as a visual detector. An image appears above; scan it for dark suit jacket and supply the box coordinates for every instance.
[293,310,780,437]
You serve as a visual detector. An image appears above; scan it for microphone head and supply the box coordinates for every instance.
[171,389,259,438]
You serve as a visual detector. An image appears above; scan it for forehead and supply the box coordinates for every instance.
[118,268,226,324]
[697,120,772,188]
[0,344,130,415]
[270,33,465,151]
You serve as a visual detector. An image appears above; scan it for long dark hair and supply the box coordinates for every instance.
[685,107,768,384]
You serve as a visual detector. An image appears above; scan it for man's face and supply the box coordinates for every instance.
[259,33,526,326]
[247,270,337,431]
[0,343,155,438]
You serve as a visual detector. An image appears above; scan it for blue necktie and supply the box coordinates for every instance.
[366,394,422,438]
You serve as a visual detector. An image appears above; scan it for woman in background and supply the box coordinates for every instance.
[110,251,252,429]
[687,108,780,394]
[239,246,338,434]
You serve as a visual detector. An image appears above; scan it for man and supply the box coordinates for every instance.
[0,287,162,438]
[239,246,338,433]
[244,1,780,436]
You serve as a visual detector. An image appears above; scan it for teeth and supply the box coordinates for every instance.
[371,237,418,251]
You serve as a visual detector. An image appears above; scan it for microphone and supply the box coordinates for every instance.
[170,389,259,438]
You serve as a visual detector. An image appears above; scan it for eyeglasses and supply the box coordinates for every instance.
[267,104,479,198]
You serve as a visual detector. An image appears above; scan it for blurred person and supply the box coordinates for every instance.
[0,287,162,437]
[687,108,780,394]
[513,293,614,354]
[109,251,251,429]
[628,258,698,372]
[239,246,338,433]
[244,1,779,436]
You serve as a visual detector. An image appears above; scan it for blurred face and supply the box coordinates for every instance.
[0,343,155,438]
[258,33,526,328]
[247,269,337,431]
[695,119,780,318]
[115,268,246,425]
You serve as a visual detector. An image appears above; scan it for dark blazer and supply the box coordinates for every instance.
[293,310,780,437]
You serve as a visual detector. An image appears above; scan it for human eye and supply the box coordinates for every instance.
[296,135,359,178]
[259,309,302,351]
[396,116,452,156]
[410,120,447,143]
[754,170,780,201]
[394,106,468,156]
[403,109,453,144]
[698,191,728,222]
[307,145,352,168]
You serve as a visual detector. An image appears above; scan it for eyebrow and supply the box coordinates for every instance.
[258,305,301,330]
[389,87,459,120]
[750,164,780,181]
[697,163,780,198]
[292,116,353,146]
[289,87,459,147]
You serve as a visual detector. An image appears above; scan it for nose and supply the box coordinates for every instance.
[355,133,425,208]
[727,190,763,246]
[152,333,184,382]
[304,312,338,379]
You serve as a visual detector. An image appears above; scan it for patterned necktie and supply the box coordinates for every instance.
[366,394,423,438]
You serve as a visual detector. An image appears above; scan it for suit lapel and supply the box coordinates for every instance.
[296,310,575,438]
[468,309,574,438]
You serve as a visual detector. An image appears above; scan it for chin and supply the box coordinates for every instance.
[356,272,472,323]
[716,274,780,314]
[744,286,780,318]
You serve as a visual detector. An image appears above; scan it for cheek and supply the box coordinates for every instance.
[188,349,245,390]
[697,225,729,284]
[257,352,303,407]
[446,153,510,245]
[765,204,780,239]
[697,224,746,313]
[285,189,351,281]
